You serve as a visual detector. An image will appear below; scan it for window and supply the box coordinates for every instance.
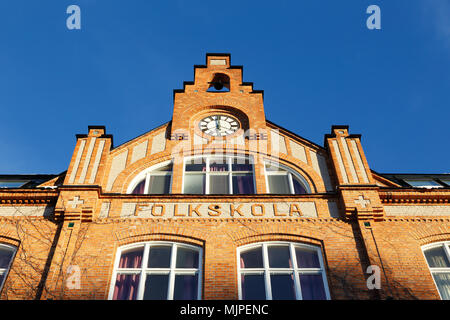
[128,162,173,194]
[110,242,202,300]
[422,242,450,300]
[0,244,16,292]
[439,179,450,187]
[0,181,27,188]
[264,162,310,194]
[183,156,255,195]
[404,179,442,189]
[237,242,330,300]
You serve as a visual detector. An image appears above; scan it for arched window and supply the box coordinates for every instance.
[0,244,16,292]
[264,162,311,194]
[237,242,329,300]
[183,155,255,195]
[422,241,450,300]
[128,161,173,195]
[109,242,202,300]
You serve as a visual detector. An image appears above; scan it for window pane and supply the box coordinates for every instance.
[131,180,146,194]
[113,274,140,300]
[232,174,255,194]
[299,274,327,300]
[148,175,171,194]
[441,180,450,186]
[183,174,205,194]
[0,247,14,269]
[265,164,283,172]
[433,273,450,300]
[405,180,442,188]
[153,164,173,172]
[240,247,263,268]
[148,245,172,268]
[270,274,296,300]
[209,175,229,194]
[185,159,206,172]
[292,177,307,194]
[174,274,198,300]
[296,247,320,268]
[143,274,169,300]
[176,247,199,268]
[0,274,4,287]
[425,246,450,268]
[268,246,291,268]
[209,158,228,172]
[267,175,290,194]
[232,158,253,172]
[241,274,266,300]
[119,247,143,268]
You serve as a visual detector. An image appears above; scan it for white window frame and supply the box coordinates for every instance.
[108,241,202,300]
[422,241,450,300]
[263,161,311,194]
[182,155,256,195]
[237,241,330,300]
[126,160,173,194]
[0,243,17,292]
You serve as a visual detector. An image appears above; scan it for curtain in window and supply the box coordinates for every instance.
[233,175,254,194]
[113,274,140,300]
[118,250,143,269]
[131,180,145,194]
[433,273,450,300]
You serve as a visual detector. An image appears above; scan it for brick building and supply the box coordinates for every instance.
[0,53,449,300]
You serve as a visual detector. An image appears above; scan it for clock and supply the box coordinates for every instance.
[199,115,240,137]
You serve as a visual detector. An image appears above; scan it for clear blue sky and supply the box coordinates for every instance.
[0,1,449,174]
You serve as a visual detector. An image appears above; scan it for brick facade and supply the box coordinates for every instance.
[0,54,449,300]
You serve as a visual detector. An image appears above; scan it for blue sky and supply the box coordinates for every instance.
[0,0,449,174]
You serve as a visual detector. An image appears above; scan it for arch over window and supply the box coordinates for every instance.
[422,241,450,300]
[109,242,202,300]
[0,244,17,292]
[237,242,330,300]
[127,161,173,195]
[183,155,255,195]
[264,161,311,194]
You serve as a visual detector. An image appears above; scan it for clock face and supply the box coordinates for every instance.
[199,115,240,137]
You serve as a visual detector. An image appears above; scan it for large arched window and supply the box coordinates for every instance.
[183,155,255,195]
[264,162,311,194]
[237,242,329,300]
[422,241,450,300]
[0,244,16,292]
[127,161,173,195]
[109,242,202,300]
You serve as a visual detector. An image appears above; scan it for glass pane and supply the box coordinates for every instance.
[209,158,228,172]
[113,274,140,300]
[292,177,307,194]
[441,180,450,187]
[0,247,14,269]
[405,180,442,188]
[232,158,253,172]
[119,247,144,268]
[265,163,283,172]
[209,175,229,194]
[183,174,205,194]
[296,247,320,268]
[425,246,450,268]
[176,247,199,268]
[270,274,296,300]
[232,174,255,194]
[240,247,263,268]
[241,274,266,300]
[0,274,4,287]
[185,158,206,172]
[267,175,290,194]
[131,180,145,194]
[268,246,291,268]
[152,164,173,172]
[148,175,171,194]
[433,273,450,300]
[0,181,26,188]
[299,274,327,300]
[143,274,169,300]
[174,274,199,300]
[148,246,172,268]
